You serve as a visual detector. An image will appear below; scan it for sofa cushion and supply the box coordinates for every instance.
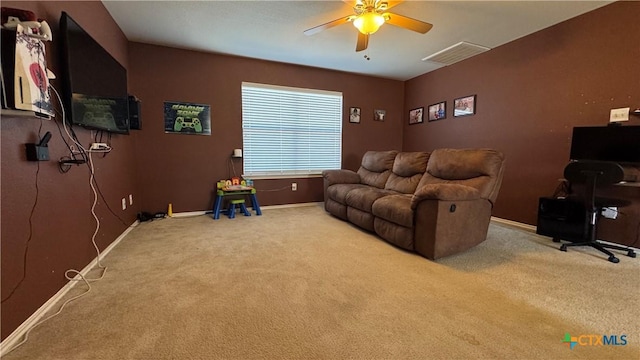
[361,150,398,172]
[374,218,414,250]
[418,148,505,204]
[371,194,414,228]
[384,152,430,194]
[357,150,398,188]
[385,173,422,194]
[323,169,360,187]
[358,169,392,189]
[345,187,397,212]
[425,148,500,179]
[325,198,348,220]
[327,183,368,204]
[347,207,376,232]
[392,152,430,177]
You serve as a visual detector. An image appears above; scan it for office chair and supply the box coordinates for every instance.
[554,160,636,263]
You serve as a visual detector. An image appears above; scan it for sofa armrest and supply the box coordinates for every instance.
[411,183,481,209]
[322,169,361,187]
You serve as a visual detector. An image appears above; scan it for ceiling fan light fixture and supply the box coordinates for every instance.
[353,12,385,35]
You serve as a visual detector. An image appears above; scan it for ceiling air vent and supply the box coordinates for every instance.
[422,41,491,65]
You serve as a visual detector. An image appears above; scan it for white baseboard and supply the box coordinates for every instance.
[490,216,639,251]
[170,202,323,218]
[0,220,139,356]
[491,216,537,232]
[260,202,323,210]
[171,211,207,218]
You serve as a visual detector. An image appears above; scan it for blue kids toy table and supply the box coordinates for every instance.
[212,185,262,220]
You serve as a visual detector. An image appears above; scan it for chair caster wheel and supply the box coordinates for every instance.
[560,244,567,252]
[552,238,561,243]
[608,256,619,263]
[628,251,636,258]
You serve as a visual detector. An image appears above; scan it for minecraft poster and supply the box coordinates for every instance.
[164,101,211,135]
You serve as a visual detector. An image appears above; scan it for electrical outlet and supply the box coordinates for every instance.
[122,198,127,210]
[609,108,629,123]
[129,194,133,205]
[291,182,297,191]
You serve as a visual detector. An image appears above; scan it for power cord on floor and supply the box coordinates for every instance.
[83,151,109,280]
[4,272,93,355]
[257,186,290,192]
[4,151,108,356]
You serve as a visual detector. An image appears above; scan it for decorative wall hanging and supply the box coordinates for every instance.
[428,102,446,121]
[454,95,476,117]
[349,107,361,123]
[409,107,424,124]
[164,101,211,135]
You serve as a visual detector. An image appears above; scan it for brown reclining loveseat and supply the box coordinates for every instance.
[322,148,505,260]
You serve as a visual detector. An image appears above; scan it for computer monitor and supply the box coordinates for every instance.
[570,126,640,164]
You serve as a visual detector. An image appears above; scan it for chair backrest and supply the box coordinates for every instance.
[564,161,624,186]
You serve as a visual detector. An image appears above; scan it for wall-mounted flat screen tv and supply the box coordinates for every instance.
[60,12,129,134]
[570,125,640,164]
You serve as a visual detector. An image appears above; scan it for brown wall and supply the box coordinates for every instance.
[1,1,137,340]
[128,43,404,213]
[403,1,640,245]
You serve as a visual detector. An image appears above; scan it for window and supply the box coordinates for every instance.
[241,82,343,177]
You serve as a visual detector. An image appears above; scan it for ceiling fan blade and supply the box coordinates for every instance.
[384,12,433,34]
[356,32,369,52]
[303,16,353,36]
[381,1,403,11]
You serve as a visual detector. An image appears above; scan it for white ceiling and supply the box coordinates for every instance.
[102,1,612,81]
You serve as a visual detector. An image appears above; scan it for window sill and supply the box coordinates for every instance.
[244,174,323,180]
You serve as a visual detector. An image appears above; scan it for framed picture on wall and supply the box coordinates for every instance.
[427,102,446,121]
[349,107,361,123]
[164,101,212,135]
[453,95,476,117]
[409,107,424,124]
[374,109,386,121]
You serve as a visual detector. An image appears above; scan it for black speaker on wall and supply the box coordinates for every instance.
[128,95,142,130]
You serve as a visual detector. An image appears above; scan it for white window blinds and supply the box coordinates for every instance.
[241,82,343,177]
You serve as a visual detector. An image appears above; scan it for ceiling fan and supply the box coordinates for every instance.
[303,0,433,52]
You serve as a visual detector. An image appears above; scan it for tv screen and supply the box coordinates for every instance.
[570,126,640,164]
[60,12,129,134]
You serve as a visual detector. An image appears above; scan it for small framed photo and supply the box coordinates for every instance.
[349,107,361,123]
[427,102,446,121]
[454,95,476,117]
[409,107,424,124]
[374,109,386,121]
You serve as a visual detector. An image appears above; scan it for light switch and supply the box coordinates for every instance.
[609,107,629,123]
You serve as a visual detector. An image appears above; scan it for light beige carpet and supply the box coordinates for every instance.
[3,204,639,359]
